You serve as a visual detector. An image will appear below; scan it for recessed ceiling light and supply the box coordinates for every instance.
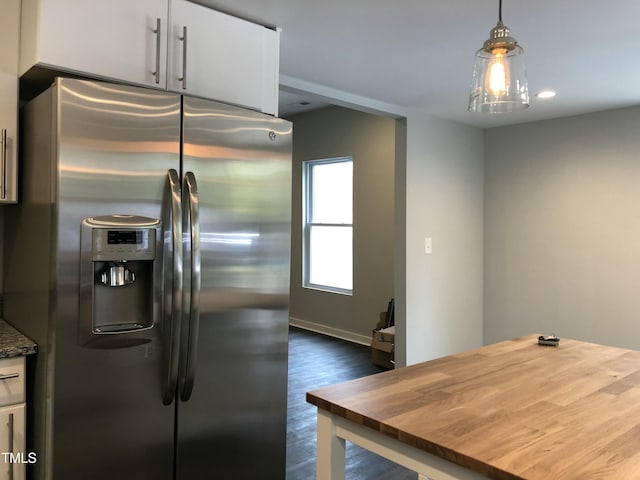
[536,90,557,99]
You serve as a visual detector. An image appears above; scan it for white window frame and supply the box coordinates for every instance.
[302,156,353,295]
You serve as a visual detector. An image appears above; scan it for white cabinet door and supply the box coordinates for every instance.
[0,404,26,480]
[20,0,281,114]
[20,0,169,88]
[0,0,19,203]
[168,0,279,114]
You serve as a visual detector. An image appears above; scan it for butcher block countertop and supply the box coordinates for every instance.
[0,319,37,358]
[307,334,640,479]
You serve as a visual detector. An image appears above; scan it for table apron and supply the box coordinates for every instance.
[316,408,489,480]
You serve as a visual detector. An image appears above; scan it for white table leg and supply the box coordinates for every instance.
[316,409,346,480]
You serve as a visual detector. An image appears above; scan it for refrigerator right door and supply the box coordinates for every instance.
[177,97,292,479]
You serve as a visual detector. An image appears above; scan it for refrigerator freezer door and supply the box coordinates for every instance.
[177,97,292,479]
[48,79,181,479]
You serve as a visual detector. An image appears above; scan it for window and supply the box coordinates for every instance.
[302,157,353,294]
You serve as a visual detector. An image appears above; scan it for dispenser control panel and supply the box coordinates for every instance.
[82,215,160,262]
[92,228,155,261]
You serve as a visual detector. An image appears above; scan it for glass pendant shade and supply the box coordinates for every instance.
[468,21,530,113]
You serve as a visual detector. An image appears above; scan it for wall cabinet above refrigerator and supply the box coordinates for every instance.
[0,0,19,204]
[168,1,279,116]
[19,0,280,115]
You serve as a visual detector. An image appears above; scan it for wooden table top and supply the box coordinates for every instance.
[307,334,640,480]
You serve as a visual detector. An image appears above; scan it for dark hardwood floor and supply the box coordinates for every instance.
[286,326,417,480]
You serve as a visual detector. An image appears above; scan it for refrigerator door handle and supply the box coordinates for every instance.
[180,171,201,401]
[162,169,183,405]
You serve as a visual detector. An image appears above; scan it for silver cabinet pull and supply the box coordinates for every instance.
[7,412,14,480]
[178,26,187,90]
[1,129,7,200]
[151,18,161,84]
[0,373,19,381]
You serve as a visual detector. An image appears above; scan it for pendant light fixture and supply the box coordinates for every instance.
[468,0,529,113]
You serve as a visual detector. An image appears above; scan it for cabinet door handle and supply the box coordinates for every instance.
[7,412,14,480]
[151,18,161,84]
[1,129,7,200]
[178,26,187,90]
[0,373,19,380]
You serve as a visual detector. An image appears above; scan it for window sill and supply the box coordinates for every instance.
[303,284,353,296]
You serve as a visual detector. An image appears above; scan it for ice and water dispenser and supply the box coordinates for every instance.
[79,214,161,348]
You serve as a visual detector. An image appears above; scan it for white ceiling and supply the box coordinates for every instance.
[192,0,640,128]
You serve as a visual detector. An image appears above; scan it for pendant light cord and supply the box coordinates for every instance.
[498,0,503,22]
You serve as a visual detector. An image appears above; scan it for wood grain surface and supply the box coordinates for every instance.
[307,334,640,479]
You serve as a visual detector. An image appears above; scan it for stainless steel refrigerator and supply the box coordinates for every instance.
[3,78,292,480]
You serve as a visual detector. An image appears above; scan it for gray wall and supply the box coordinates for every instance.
[400,112,484,366]
[288,106,396,343]
[484,106,640,349]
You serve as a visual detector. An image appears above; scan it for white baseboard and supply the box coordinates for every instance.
[288,317,371,346]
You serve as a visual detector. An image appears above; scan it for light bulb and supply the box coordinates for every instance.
[485,48,509,95]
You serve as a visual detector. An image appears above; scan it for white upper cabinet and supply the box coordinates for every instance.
[168,0,279,114]
[0,0,20,203]
[19,0,280,115]
[20,0,169,88]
